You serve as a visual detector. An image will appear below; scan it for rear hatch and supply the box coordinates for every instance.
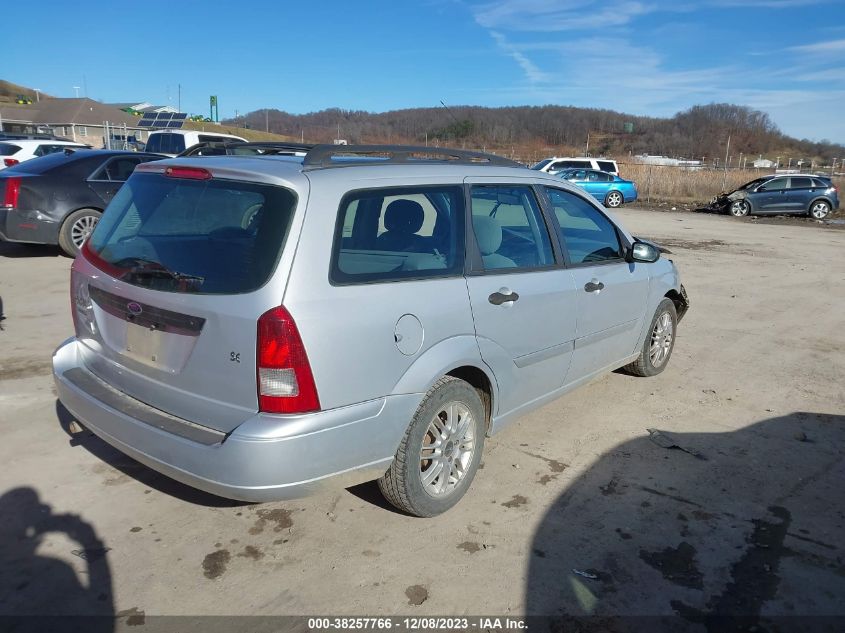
[72,165,301,433]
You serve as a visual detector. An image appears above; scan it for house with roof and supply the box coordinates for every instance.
[0,98,150,147]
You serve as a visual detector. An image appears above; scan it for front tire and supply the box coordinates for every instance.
[729,200,750,217]
[808,200,831,220]
[605,191,624,208]
[378,376,486,517]
[623,298,678,377]
[59,208,101,257]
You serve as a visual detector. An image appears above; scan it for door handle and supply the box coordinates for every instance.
[584,280,605,293]
[488,290,519,305]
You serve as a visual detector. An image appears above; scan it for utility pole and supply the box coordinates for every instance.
[585,132,590,157]
[73,86,81,98]
[34,89,41,102]
[178,84,181,113]
[265,109,269,133]
[722,134,731,190]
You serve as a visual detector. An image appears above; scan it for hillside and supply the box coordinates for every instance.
[226,103,845,165]
[0,80,53,104]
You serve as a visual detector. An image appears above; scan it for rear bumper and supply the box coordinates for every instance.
[0,206,59,244]
[53,338,419,502]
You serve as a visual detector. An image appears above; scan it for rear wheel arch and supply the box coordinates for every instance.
[447,365,494,433]
[807,197,832,218]
[58,207,103,257]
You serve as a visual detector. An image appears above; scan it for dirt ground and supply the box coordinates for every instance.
[0,208,843,628]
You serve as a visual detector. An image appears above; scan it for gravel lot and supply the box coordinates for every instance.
[1,208,843,626]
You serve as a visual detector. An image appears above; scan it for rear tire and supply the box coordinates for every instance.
[605,191,624,208]
[59,208,101,257]
[808,200,831,220]
[623,298,677,377]
[378,376,486,517]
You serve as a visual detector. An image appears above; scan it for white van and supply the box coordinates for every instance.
[531,156,619,176]
[145,130,247,157]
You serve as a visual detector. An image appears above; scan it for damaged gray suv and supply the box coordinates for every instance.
[53,144,688,517]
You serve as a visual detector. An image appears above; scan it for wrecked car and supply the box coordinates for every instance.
[710,174,839,219]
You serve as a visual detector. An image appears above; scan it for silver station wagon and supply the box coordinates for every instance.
[53,145,688,517]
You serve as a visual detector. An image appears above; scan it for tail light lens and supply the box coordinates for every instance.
[3,177,21,208]
[165,166,212,180]
[3,158,19,167]
[257,306,320,414]
[70,268,96,338]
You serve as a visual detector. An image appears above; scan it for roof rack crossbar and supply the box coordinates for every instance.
[302,144,522,169]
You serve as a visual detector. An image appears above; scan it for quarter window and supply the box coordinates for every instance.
[545,187,623,265]
[470,185,554,271]
[331,186,464,284]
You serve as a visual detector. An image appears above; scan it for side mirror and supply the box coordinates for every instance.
[629,241,660,263]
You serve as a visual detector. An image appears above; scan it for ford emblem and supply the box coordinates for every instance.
[127,301,143,316]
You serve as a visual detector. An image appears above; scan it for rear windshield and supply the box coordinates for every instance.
[0,144,21,156]
[86,173,297,294]
[145,133,186,154]
[530,159,552,171]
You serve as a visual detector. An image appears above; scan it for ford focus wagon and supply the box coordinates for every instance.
[53,144,688,517]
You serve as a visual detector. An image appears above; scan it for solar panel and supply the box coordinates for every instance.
[135,111,187,129]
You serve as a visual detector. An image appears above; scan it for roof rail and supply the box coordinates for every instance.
[302,144,523,169]
[177,141,315,158]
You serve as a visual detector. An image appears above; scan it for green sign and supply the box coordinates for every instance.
[210,95,217,106]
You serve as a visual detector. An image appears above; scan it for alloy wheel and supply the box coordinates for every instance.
[649,312,674,368]
[419,401,476,498]
[71,215,99,248]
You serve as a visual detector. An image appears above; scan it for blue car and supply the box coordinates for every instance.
[558,168,637,208]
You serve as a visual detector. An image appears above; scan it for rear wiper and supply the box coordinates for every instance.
[113,258,204,289]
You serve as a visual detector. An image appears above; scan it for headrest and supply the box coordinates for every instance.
[384,199,425,234]
[472,215,503,255]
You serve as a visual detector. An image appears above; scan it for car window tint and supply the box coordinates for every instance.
[87,173,296,294]
[812,178,829,188]
[470,185,554,271]
[587,171,602,182]
[545,187,622,265]
[789,177,812,189]
[599,172,614,182]
[597,160,616,173]
[331,186,464,284]
[761,178,788,190]
[105,157,142,182]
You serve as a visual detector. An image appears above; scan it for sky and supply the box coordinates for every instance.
[4,0,845,143]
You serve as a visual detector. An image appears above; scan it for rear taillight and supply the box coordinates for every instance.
[3,177,20,208]
[257,306,320,414]
[3,158,19,167]
[165,166,211,180]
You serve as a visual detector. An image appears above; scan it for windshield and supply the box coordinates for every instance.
[531,159,553,170]
[86,173,297,294]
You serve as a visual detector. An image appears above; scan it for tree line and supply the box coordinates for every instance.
[225,103,844,164]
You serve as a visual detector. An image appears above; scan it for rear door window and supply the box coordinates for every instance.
[789,177,813,189]
[331,186,464,284]
[86,173,297,294]
[470,185,554,270]
[597,160,617,173]
[145,134,185,154]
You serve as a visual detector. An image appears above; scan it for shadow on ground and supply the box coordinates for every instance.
[0,487,115,632]
[526,413,845,631]
[56,401,247,508]
[0,240,61,258]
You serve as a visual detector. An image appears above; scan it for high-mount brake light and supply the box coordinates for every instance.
[3,177,21,208]
[257,306,320,414]
[164,166,212,180]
